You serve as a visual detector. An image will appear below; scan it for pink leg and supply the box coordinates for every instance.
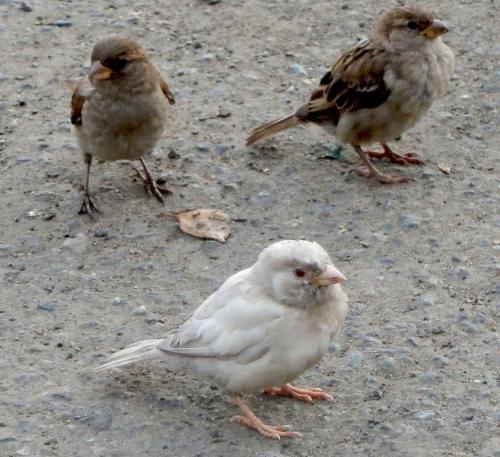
[366,143,424,166]
[230,394,302,440]
[263,384,333,403]
[354,145,413,184]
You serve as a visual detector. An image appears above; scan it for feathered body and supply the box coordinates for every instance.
[97,240,348,394]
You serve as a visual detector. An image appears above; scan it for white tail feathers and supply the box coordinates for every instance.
[246,114,301,145]
[95,339,164,372]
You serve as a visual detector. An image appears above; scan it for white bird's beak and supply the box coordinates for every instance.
[314,265,346,286]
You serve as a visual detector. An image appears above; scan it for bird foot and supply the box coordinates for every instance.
[263,384,333,403]
[132,166,171,203]
[231,394,302,440]
[366,149,424,166]
[356,168,413,184]
[231,415,301,440]
[78,193,99,216]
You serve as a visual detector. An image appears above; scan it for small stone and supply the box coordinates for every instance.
[168,148,180,159]
[346,352,362,367]
[112,297,124,306]
[206,0,221,4]
[431,355,449,367]
[52,20,73,27]
[399,214,420,228]
[215,144,230,155]
[0,244,12,257]
[37,302,56,313]
[94,228,108,238]
[222,183,239,193]
[20,1,33,12]
[413,410,436,421]
[461,322,479,334]
[418,294,435,306]
[288,63,307,75]
[449,266,470,281]
[132,305,147,316]
[328,342,340,353]
[61,234,88,254]
[195,143,210,152]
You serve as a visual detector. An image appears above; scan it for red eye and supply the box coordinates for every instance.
[295,268,306,278]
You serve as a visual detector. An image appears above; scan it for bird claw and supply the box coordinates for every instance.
[231,415,302,440]
[78,193,99,216]
[356,168,413,184]
[366,149,424,166]
[263,384,333,403]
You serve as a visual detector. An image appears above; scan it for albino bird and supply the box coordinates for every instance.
[70,36,175,214]
[247,6,455,184]
[96,240,348,439]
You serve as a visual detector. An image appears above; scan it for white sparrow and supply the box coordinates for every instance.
[70,36,175,214]
[96,240,348,439]
[247,6,455,184]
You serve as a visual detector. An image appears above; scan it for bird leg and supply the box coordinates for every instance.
[78,153,99,215]
[263,384,333,403]
[354,145,413,184]
[131,158,171,203]
[366,143,424,166]
[230,394,302,440]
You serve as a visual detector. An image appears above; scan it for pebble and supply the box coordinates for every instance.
[413,410,436,421]
[195,143,210,152]
[431,355,449,368]
[346,352,363,367]
[37,302,56,313]
[399,214,420,228]
[112,297,124,306]
[132,305,147,316]
[20,1,33,12]
[418,293,435,307]
[51,20,73,27]
[288,63,307,75]
[449,266,470,281]
[74,410,112,431]
[94,228,109,238]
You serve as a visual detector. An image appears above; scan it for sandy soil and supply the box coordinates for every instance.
[0,0,499,456]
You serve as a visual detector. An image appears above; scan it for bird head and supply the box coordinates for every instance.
[88,36,153,91]
[252,240,346,309]
[375,6,449,48]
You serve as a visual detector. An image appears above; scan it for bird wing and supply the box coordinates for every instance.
[68,78,94,126]
[297,39,391,122]
[154,67,175,105]
[157,269,282,364]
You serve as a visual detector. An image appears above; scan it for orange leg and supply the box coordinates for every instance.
[263,384,333,403]
[230,394,302,440]
[366,143,424,166]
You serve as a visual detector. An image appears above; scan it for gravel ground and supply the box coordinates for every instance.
[1,0,499,456]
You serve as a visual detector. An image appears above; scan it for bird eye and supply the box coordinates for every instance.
[295,268,306,278]
[102,57,128,72]
[407,21,418,30]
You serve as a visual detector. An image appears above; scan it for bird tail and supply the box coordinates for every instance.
[95,339,164,372]
[246,114,301,145]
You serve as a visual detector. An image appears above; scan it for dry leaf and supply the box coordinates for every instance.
[438,163,451,174]
[171,209,231,243]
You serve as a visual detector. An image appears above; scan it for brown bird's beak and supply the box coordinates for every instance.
[314,265,346,287]
[421,19,449,38]
[89,61,114,82]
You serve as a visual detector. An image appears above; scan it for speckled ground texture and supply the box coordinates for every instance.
[1,0,499,456]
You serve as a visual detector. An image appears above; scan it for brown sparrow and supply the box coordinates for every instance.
[247,6,455,184]
[70,36,175,214]
[96,240,348,439]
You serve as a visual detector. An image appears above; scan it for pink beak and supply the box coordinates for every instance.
[314,264,346,286]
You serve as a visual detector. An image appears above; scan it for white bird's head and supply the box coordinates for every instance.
[251,240,346,309]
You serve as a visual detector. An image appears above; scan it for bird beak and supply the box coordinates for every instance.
[421,19,449,38]
[88,61,114,82]
[314,265,346,287]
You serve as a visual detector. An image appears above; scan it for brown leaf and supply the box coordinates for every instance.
[170,209,231,243]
